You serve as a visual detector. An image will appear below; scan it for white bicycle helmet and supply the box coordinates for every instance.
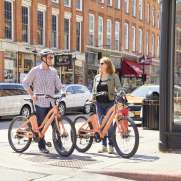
[39,48,54,57]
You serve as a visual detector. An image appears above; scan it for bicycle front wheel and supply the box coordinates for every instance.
[74,116,93,153]
[52,116,76,157]
[112,117,139,158]
[8,116,32,153]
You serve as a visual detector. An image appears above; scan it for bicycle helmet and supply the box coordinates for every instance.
[39,48,54,57]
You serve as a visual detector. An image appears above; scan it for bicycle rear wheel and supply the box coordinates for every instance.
[52,116,76,157]
[112,117,139,158]
[8,116,32,153]
[74,116,93,153]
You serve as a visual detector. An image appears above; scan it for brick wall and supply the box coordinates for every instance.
[0,51,4,82]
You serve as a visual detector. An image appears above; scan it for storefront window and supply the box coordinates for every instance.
[174,1,181,123]
[4,52,17,82]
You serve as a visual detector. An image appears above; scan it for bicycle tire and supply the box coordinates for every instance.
[112,117,139,158]
[8,116,32,153]
[74,116,93,153]
[52,116,76,157]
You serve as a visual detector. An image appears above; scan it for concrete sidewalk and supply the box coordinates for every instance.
[0,125,181,181]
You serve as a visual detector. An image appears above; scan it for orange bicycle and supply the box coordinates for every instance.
[74,90,139,158]
[8,94,76,157]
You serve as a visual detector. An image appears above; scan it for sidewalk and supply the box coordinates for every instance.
[0,126,181,181]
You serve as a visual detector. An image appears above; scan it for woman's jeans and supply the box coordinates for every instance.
[96,101,114,147]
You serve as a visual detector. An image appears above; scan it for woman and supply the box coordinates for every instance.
[92,57,122,154]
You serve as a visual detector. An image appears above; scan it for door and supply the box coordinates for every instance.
[71,85,90,108]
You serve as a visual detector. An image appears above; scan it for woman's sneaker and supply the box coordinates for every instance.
[98,146,107,153]
[108,146,114,154]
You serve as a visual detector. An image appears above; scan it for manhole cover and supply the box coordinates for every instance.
[49,159,101,169]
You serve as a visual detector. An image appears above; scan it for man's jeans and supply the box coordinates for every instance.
[96,101,114,147]
[35,105,51,150]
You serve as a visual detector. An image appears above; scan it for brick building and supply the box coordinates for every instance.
[0,0,160,85]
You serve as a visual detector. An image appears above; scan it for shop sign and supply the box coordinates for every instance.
[54,54,72,67]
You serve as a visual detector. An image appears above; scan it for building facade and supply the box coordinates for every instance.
[0,0,160,85]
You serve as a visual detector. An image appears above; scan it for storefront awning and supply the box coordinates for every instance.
[121,59,143,78]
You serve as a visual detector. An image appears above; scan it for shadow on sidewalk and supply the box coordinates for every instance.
[21,152,97,162]
[84,152,160,162]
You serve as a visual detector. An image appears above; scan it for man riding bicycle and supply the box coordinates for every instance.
[22,49,62,154]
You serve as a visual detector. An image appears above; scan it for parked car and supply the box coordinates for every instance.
[0,83,32,118]
[126,85,159,121]
[56,84,92,115]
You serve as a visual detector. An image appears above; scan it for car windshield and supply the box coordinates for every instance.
[131,86,159,98]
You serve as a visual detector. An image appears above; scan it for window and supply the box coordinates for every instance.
[4,1,13,39]
[132,26,136,51]
[66,86,74,94]
[52,15,58,48]
[76,21,81,51]
[139,0,143,20]
[88,14,95,46]
[72,86,86,94]
[152,33,155,56]
[52,0,59,3]
[106,19,112,49]
[138,28,142,53]
[98,16,103,47]
[132,0,136,17]
[22,6,29,43]
[64,0,71,7]
[76,0,82,11]
[64,18,70,50]
[152,8,155,27]
[146,31,149,55]
[115,21,120,50]
[106,0,112,6]
[147,4,150,23]
[37,10,45,45]
[115,0,120,9]
[124,23,129,50]
[125,0,129,13]
[157,37,160,57]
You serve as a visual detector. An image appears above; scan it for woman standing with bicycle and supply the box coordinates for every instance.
[92,57,122,154]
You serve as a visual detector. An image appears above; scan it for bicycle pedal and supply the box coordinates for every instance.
[46,142,52,147]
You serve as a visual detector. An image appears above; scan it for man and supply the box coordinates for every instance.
[23,49,62,154]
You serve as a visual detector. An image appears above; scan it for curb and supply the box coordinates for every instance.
[89,171,181,181]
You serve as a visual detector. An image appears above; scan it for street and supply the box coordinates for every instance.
[0,114,181,181]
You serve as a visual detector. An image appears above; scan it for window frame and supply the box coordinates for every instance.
[37,10,45,46]
[4,0,14,40]
[22,5,30,43]
[98,16,104,47]
[88,13,95,46]
[124,22,129,50]
[115,21,120,51]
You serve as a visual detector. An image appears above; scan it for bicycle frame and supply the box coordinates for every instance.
[19,105,65,139]
[78,101,128,140]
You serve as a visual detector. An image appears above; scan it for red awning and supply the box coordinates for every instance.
[121,59,143,78]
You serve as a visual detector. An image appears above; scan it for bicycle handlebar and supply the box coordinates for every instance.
[35,94,65,101]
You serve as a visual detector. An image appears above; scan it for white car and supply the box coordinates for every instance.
[0,83,32,118]
[56,84,92,115]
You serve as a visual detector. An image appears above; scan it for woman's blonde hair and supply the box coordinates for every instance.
[100,57,115,75]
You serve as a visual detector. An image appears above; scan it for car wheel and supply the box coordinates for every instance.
[84,104,91,114]
[59,102,66,116]
[20,105,31,118]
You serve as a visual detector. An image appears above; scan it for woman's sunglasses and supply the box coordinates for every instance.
[100,62,105,65]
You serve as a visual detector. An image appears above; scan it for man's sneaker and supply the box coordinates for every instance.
[98,146,107,153]
[108,146,114,154]
[39,148,49,154]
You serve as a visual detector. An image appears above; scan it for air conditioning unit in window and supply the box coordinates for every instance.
[52,0,59,3]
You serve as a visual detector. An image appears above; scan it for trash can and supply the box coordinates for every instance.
[142,92,159,130]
